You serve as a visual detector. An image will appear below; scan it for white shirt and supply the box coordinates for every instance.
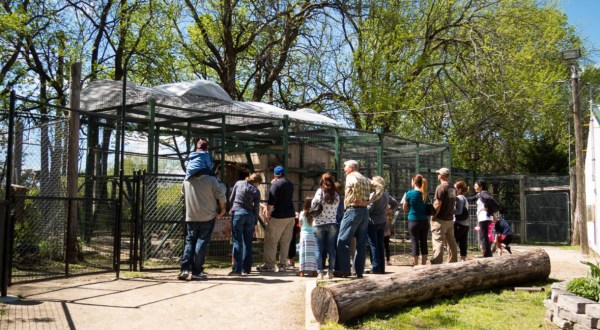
[311,188,340,226]
[476,197,492,222]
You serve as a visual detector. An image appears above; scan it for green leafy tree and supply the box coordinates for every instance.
[336,0,583,174]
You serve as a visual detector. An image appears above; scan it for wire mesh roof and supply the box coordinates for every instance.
[79,80,343,133]
[77,79,449,171]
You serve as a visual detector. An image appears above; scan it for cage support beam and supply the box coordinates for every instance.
[283,115,290,170]
[335,129,342,180]
[147,99,156,174]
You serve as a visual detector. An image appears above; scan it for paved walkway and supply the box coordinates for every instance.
[0,245,593,329]
[0,268,314,330]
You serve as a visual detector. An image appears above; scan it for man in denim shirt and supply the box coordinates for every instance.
[228,173,262,275]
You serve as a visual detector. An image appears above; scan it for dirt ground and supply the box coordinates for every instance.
[0,245,596,330]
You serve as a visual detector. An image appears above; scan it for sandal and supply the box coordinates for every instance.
[256,265,275,272]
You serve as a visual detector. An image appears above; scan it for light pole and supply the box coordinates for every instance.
[562,48,588,254]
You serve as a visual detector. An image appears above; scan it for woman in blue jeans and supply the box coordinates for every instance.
[311,172,340,279]
[367,176,398,274]
[228,173,262,275]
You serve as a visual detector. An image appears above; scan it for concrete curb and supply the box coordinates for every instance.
[305,279,320,330]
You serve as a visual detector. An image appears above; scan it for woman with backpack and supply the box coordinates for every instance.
[453,181,470,261]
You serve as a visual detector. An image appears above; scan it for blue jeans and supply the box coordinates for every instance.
[336,207,369,276]
[314,223,339,273]
[367,222,386,273]
[231,212,256,273]
[181,219,216,275]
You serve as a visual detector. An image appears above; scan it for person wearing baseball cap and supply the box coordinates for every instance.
[257,165,295,272]
[435,167,450,176]
[430,167,458,264]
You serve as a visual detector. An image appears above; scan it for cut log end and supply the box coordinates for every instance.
[310,249,551,324]
[311,286,339,323]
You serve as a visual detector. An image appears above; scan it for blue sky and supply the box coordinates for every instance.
[560,0,600,65]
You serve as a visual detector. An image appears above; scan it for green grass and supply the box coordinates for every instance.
[122,271,144,278]
[559,245,581,250]
[320,282,556,330]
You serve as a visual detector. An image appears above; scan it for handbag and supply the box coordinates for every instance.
[425,198,436,216]
[309,190,324,218]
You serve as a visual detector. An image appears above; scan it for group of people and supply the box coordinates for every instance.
[401,167,459,265]
[402,169,514,266]
[299,160,401,278]
[176,138,513,281]
[255,159,396,279]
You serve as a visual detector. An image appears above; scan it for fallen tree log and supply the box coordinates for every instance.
[311,248,551,324]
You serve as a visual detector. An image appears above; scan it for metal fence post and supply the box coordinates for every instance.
[1,91,16,297]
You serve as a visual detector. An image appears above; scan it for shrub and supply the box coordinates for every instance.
[567,261,600,301]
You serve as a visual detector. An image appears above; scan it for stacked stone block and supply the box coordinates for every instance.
[546,281,600,330]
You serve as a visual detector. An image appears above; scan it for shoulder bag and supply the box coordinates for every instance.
[309,190,324,218]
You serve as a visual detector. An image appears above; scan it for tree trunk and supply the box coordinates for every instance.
[66,62,81,263]
[311,248,551,324]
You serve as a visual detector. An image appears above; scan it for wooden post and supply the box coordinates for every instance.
[311,248,551,324]
[571,62,589,254]
[519,175,526,243]
[66,62,81,263]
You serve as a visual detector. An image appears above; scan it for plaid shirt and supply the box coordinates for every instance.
[229,180,261,216]
[344,171,383,208]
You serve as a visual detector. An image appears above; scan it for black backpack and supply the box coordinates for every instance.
[485,195,501,214]
[455,196,469,221]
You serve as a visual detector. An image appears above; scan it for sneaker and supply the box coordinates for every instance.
[242,271,250,276]
[319,272,325,280]
[178,269,190,280]
[505,246,512,254]
[191,272,208,280]
[228,271,242,276]
[328,272,334,279]
[278,265,286,272]
[256,265,275,272]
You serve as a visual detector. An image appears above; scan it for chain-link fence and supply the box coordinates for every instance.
[0,95,122,284]
[1,86,571,286]
[524,192,570,243]
[441,172,570,245]
[140,174,184,269]
[10,195,117,283]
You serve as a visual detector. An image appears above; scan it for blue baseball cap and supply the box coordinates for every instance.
[274,166,285,176]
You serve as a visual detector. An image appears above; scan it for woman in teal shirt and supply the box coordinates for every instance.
[402,174,429,266]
